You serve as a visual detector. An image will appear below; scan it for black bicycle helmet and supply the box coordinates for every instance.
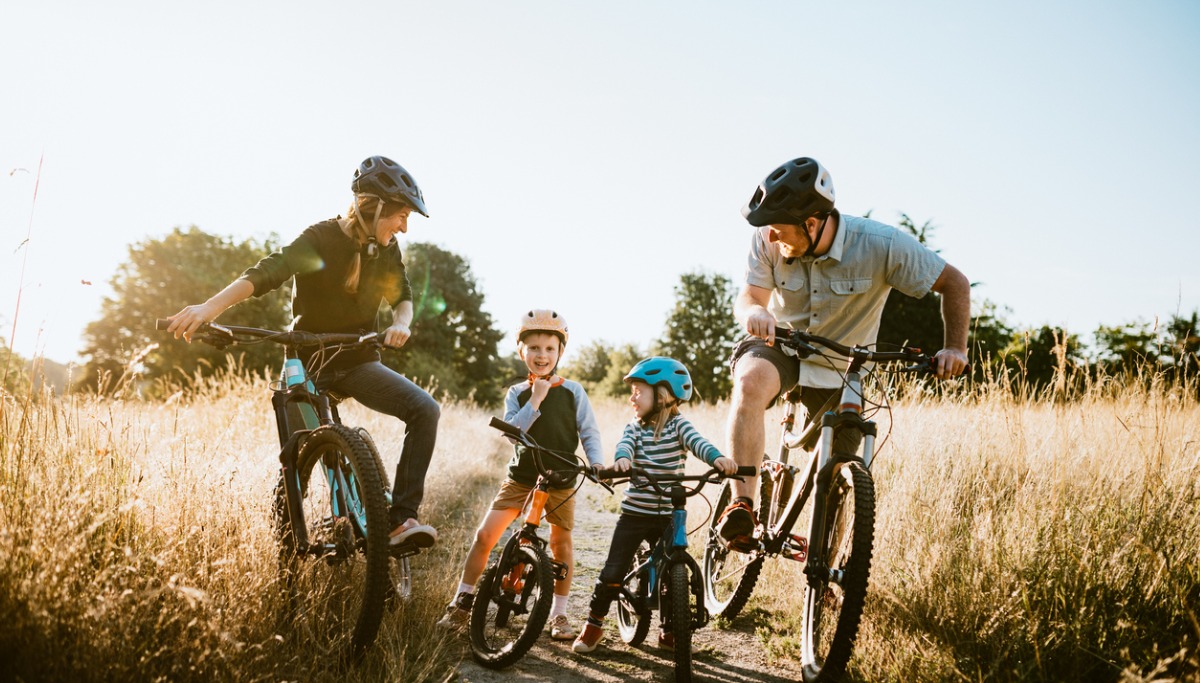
[351,155,429,217]
[741,157,835,227]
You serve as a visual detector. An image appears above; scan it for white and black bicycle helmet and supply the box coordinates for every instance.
[741,157,835,227]
[352,156,429,217]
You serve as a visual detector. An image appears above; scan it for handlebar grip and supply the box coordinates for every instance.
[488,417,524,439]
[593,466,626,481]
[155,319,171,330]
[736,466,758,476]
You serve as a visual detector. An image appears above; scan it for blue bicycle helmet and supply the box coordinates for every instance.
[624,357,694,402]
[352,155,429,217]
[741,157,835,227]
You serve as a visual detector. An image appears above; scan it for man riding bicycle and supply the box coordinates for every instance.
[715,157,971,549]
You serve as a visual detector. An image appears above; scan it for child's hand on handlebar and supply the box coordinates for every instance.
[713,456,739,476]
[613,458,632,474]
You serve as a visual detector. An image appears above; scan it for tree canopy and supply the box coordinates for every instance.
[79,226,291,393]
[653,271,740,402]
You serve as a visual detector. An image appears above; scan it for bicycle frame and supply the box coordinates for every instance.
[620,479,710,631]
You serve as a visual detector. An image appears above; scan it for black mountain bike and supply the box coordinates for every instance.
[155,320,424,657]
[610,465,755,683]
[702,328,936,682]
[470,417,613,669]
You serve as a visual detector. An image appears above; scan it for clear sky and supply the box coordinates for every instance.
[3,0,1198,365]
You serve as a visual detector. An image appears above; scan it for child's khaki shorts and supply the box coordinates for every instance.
[491,478,577,530]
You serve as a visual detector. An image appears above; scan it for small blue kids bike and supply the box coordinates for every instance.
[610,465,755,682]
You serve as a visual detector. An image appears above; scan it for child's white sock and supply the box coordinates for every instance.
[551,592,569,618]
[457,582,475,597]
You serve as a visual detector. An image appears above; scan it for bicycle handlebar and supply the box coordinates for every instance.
[487,417,613,493]
[773,326,937,372]
[595,464,756,498]
[155,320,385,349]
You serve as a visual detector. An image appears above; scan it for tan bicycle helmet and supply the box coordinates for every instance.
[518,309,569,347]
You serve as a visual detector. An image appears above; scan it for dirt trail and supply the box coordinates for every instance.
[448,485,805,682]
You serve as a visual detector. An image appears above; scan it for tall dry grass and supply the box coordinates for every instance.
[0,369,511,682]
[3,369,1198,681]
[675,377,1199,683]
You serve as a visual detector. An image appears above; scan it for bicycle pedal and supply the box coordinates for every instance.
[551,560,569,581]
[389,541,421,559]
[783,533,808,562]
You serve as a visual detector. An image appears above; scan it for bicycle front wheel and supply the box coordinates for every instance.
[616,542,652,646]
[702,481,763,619]
[469,542,554,669]
[800,461,876,682]
[275,424,392,658]
[667,563,694,682]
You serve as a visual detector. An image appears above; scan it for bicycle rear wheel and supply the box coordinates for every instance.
[274,424,392,658]
[702,481,763,619]
[667,563,694,682]
[800,461,875,682]
[616,543,652,646]
[469,542,554,669]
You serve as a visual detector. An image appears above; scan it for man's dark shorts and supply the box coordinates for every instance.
[729,335,859,456]
[729,336,800,398]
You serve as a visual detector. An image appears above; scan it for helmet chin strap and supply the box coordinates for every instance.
[803,214,829,258]
[528,371,564,387]
[354,194,387,257]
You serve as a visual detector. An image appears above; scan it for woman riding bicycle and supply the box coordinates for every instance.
[166,155,441,548]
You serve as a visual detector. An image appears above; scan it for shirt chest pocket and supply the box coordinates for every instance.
[772,263,806,292]
[830,277,872,296]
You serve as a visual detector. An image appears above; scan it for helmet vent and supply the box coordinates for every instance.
[769,168,788,182]
[645,369,661,376]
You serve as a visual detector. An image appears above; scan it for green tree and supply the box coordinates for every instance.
[1,334,32,400]
[969,299,1016,381]
[597,343,644,399]
[1093,320,1160,375]
[78,227,291,393]
[381,242,506,405]
[1164,311,1199,381]
[654,271,740,402]
[563,339,614,395]
[1005,325,1086,394]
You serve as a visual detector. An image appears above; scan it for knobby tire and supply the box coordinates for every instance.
[469,543,554,669]
[275,423,392,659]
[703,480,763,619]
[801,461,875,682]
[668,563,694,682]
[617,543,652,646]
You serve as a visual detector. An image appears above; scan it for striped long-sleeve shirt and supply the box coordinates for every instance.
[615,414,723,516]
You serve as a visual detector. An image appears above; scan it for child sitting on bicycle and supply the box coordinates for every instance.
[572,357,737,654]
[436,309,604,641]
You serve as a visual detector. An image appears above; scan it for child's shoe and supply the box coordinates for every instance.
[549,614,578,640]
[572,619,604,653]
[435,592,473,632]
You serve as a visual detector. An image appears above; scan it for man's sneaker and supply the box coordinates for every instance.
[572,620,604,654]
[715,498,756,549]
[435,592,473,632]
[389,518,437,547]
[549,614,578,640]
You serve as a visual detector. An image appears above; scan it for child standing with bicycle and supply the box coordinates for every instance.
[572,357,737,654]
[436,310,604,641]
